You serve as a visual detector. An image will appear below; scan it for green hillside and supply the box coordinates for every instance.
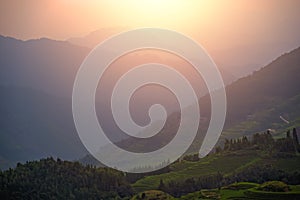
[177,182,300,200]
[132,130,300,195]
[132,150,300,193]
[222,94,300,140]
[200,47,300,147]
[132,182,300,200]
[1,130,299,199]
[0,158,133,199]
[132,151,258,192]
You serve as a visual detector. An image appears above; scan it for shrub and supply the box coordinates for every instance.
[223,182,258,190]
[257,181,290,192]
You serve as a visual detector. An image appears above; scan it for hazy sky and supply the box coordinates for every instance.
[1,0,299,43]
[1,0,300,76]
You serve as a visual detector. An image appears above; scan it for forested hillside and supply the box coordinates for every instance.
[0,158,132,199]
[214,47,300,134]
[1,128,299,199]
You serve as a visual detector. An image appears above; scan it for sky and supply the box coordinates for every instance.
[0,0,299,42]
[1,0,300,76]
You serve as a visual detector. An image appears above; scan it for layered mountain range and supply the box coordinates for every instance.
[0,34,299,169]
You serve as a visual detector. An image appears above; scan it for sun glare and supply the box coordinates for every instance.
[110,0,217,31]
[60,0,220,36]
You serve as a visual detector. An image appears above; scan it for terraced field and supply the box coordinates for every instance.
[132,148,300,193]
[132,151,260,192]
[131,182,300,200]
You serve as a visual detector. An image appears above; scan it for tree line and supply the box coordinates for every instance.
[0,157,133,199]
[219,128,299,155]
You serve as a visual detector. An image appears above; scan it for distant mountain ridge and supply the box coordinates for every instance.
[113,46,300,155]
[79,47,300,166]
[222,47,300,128]
[0,34,299,169]
[0,35,89,98]
[0,86,87,169]
[68,27,128,48]
[216,47,300,139]
[193,46,300,150]
[0,36,90,169]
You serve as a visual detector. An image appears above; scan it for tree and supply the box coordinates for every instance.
[158,179,165,190]
[141,192,146,199]
[293,128,299,143]
[286,130,291,138]
[224,139,230,151]
[242,136,250,147]
[215,146,222,154]
[292,127,299,152]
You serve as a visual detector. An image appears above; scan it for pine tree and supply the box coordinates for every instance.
[158,179,165,190]
[292,128,299,144]
[224,139,230,151]
[292,127,299,152]
[286,130,291,138]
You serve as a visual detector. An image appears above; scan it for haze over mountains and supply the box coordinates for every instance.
[0,36,89,98]
[88,47,300,168]
[205,47,300,138]
[0,33,299,169]
[67,28,300,78]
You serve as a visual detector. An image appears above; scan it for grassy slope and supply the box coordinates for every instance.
[221,94,300,140]
[222,184,300,200]
[131,190,175,200]
[132,149,300,193]
[184,93,300,156]
[132,183,300,200]
[211,184,300,200]
[132,150,260,192]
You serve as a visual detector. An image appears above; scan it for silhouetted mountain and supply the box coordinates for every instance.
[68,27,128,48]
[0,35,89,98]
[0,36,91,169]
[107,47,300,158]
[0,34,299,169]
[221,47,300,128]
[0,86,87,169]
[221,47,300,139]
[195,47,300,143]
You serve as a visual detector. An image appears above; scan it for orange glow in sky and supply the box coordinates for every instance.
[0,0,299,42]
[0,0,300,78]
